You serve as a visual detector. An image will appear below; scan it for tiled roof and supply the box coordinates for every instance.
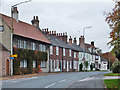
[71,43,83,52]
[0,14,51,44]
[47,35,71,49]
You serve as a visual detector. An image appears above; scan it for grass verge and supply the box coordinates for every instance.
[104,79,120,88]
[104,73,120,76]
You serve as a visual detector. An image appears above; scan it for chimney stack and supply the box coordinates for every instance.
[12,7,19,22]
[69,36,72,45]
[73,37,77,44]
[91,41,94,46]
[31,16,39,29]
[79,36,85,48]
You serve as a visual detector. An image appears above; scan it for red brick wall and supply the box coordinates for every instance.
[0,51,10,76]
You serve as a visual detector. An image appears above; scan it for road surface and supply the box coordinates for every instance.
[2,71,110,88]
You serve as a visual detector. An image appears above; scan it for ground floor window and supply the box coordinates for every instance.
[20,60,27,68]
[56,60,59,69]
[74,61,77,69]
[70,61,72,69]
[33,60,36,68]
[64,60,66,69]
[41,61,46,68]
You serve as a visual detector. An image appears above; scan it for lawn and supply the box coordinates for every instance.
[104,73,120,76]
[104,79,120,88]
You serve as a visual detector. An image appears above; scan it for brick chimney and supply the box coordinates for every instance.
[56,32,68,43]
[31,16,39,29]
[12,7,19,22]
[79,36,85,48]
[91,41,94,46]
[69,36,72,45]
[73,37,77,44]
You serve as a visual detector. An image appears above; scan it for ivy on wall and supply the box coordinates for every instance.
[13,47,47,75]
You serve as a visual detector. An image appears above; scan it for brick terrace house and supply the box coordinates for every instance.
[0,14,11,76]
[0,7,51,75]
[42,29,73,72]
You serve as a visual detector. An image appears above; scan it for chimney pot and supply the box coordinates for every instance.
[36,16,38,20]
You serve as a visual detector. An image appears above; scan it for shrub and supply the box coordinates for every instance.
[111,61,120,73]
[84,61,88,70]
[90,64,93,71]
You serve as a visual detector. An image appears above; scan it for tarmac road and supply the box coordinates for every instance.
[2,71,110,88]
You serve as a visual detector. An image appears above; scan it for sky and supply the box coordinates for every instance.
[0,0,117,53]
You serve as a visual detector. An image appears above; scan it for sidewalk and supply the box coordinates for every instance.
[0,72,59,80]
[104,76,120,79]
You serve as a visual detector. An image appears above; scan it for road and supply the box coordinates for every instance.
[2,71,110,88]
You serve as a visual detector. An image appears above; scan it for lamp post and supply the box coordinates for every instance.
[82,26,92,71]
[83,26,92,59]
[10,0,31,76]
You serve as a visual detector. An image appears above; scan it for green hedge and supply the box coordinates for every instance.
[13,47,47,75]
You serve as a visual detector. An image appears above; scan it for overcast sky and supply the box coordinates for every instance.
[0,0,116,53]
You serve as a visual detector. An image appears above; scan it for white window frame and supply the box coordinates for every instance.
[57,60,59,69]
[70,61,72,69]
[63,48,65,56]
[69,49,71,57]
[39,44,42,51]
[64,60,66,69]
[40,61,46,68]
[23,41,27,49]
[42,45,46,52]
[20,60,27,68]
[33,42,36,50]
[56,47,59,55]
[17,40,20,48]
[0,25,4,31]
[74,52,76,58]
[33,60,36,68]
[50,46,53,55]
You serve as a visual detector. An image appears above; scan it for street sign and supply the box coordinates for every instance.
[10,57,14,59]
[82,57,86,61]
[11,54,17,57]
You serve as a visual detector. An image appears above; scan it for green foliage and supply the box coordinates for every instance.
[90,64,93,71]
[104,79,120,88]
[111,61,120,73]
[84,61,88,70]
[13,47,47,75]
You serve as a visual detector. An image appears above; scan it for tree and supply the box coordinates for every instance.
[105,1,120,60]
[84,61,88,70]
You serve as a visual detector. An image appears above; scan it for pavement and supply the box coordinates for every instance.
[0,72,58,80]
[1,71,110,88]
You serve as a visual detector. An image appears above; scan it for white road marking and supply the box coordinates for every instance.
[44,83,56,88]
[77,77,94,82]
[59,79,66,82]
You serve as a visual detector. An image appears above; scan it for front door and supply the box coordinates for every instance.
[6,60,9,75]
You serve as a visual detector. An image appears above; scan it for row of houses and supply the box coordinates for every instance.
[0,7,108,76]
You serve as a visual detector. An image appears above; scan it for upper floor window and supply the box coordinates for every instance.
[56,47,59,55]
[74,52,76,58]
[17,40,20,48]
[50,46,53,54]
[31,42,36,50]
[23,41,27,49]
[63,48,65,56]
[20,40,23,48]
[42,45,46,52]
[69,49,71,57]
[0,25,4,32]
[39,44,42,51]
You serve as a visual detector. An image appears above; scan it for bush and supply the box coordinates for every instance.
[111,61,120,73]
[90,64,93,71]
